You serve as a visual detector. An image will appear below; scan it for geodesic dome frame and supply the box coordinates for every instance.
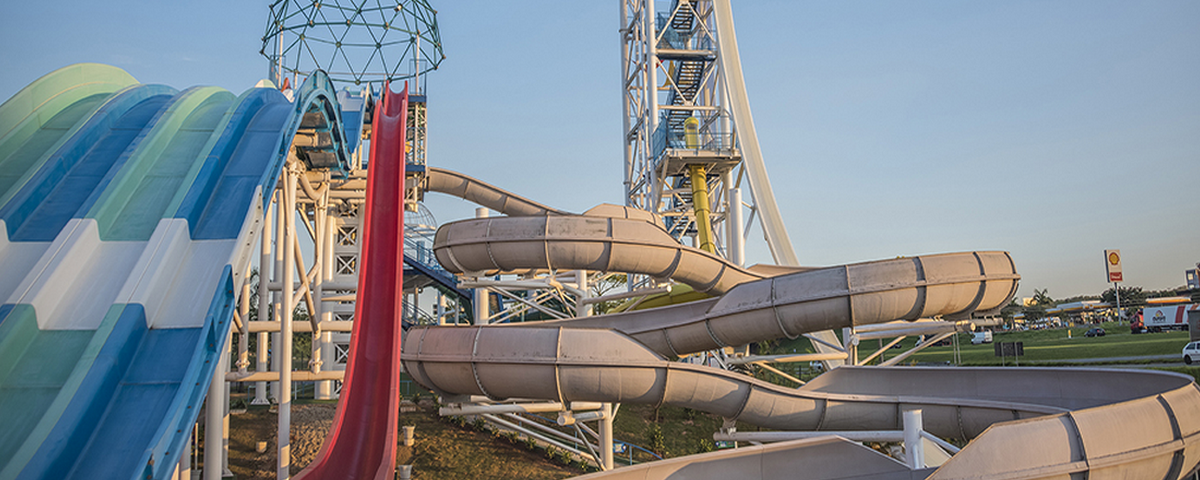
[262,0,445,86]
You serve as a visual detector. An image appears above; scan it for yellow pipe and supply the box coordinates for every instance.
[683,117,715,254]
[684,116,701,149]
[689,164,716,254]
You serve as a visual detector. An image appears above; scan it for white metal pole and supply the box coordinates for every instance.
[222,376,232,478]
[903,409,924,469]
[574,270,611,469]
[278,169,297,480]
[271,185,286,402]
[318,211,337,398]
[311,195,326,379]
[1114,282,1123,320]
[204,329,229,480]
[238,267,251,376]
[599,403,614,470]
[644,0,657,135]
[473,207,490,325]
[728,186,744,267]
[643,0,659,213]
[413,30,421,95]
[620,1,634,207]
[174,423,191,480]
[255,195,275,405]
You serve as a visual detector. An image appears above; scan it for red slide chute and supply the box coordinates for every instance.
[296,83,407,480]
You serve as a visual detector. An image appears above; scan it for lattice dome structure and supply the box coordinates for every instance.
[262,0,445,86]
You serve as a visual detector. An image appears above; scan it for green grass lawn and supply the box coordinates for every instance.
[892,321,1192,366]
[764,321,1193,367]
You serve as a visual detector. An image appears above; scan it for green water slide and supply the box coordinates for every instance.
[0,64,137,208]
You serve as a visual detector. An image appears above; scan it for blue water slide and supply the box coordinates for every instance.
[0,64,353,480]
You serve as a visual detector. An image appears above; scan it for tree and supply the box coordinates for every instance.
[590,273,629,315]
[1031,289,1054,307]
[1000,298,1023,326]
[1019,289,1053,322]
[1022,303,1047,322]
[1101,286,1146,308]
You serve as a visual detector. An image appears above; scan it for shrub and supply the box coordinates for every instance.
[646,423,667,457]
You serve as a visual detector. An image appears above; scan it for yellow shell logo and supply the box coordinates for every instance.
[1108,252,1120,265]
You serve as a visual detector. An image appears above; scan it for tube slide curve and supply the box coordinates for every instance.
[403,167,1200,480]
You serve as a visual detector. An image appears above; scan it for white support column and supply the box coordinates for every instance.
[311,195,326,382]
[644,0,658,138]
[254,195,274,405]
[575,269,611,470]
[727,186,744,267]
[316,209,336,399]
[222,379,232,478]
[576,270,592,317]
[472,207,490,325]
[903,409,925,469]
[843,327,858,366]
[599,403,614,470]
[204,329,230,480]
[643,0,660,213]
[174,423,192,480]
[237,266,251,377]
[278,168,297,480]
[271,186,286,402]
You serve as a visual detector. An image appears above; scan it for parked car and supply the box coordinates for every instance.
[971,331,993,345]
[1184,341,1200,365]
[1084,327,1105,337]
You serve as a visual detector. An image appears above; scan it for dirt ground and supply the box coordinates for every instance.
[224,401,583,480]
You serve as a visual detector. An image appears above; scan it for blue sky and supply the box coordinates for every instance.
[2,1,1197,300]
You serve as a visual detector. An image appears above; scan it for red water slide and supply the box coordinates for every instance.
[295,83,407,480]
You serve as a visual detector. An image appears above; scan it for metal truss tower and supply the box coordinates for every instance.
[621,0,797,266]
[621,0,846,365]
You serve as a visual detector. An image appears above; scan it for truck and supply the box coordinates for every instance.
[1133,304,1198,333]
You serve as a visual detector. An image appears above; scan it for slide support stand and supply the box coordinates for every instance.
[205,328,229,480]
[600,403,614,470]
[255,194,273,407]
[575,271,612,470]
[272,186,287,403]
[278,167,297,480]
[472,207,490,325]
[903,409,924,469]
[727,185,743,267]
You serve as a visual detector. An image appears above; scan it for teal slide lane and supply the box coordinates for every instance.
[0,64,137,209]
[0,84,176,239]
[87,86,236,241]
[0,63,354,480]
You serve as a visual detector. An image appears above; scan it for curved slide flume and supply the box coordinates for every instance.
[295,83,407,480]
[0,64,354,480]
[403,168,1200,479]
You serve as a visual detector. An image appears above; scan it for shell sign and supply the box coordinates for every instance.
[1105,249,1123,282]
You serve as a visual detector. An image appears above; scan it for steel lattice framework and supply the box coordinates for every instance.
[621,0,798,267]
[262,0,445,87]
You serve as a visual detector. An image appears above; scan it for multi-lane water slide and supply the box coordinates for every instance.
[0,63,366,480]
[404,169,1200,480]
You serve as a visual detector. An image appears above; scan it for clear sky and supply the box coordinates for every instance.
[2,1,1197,300]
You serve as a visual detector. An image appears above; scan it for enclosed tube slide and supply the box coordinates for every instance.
[0,64,353,480]
[405,167,1200,480]
[295,83,407,480]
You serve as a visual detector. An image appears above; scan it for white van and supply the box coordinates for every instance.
[971,331,993,345]
[1184,341,1200,364]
